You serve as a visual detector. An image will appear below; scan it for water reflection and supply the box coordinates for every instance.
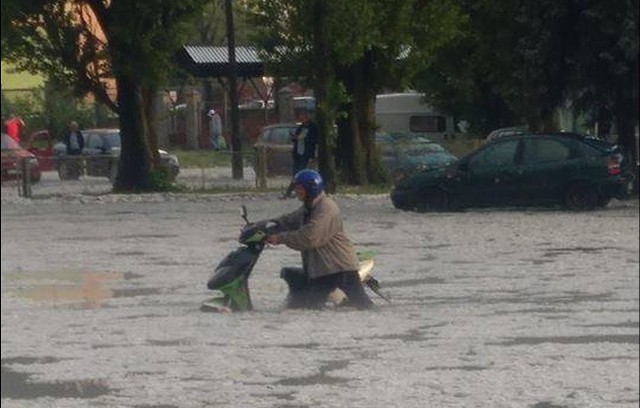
[1,363,110,399]
[7,270,151,309]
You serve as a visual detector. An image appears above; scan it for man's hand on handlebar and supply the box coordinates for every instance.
[266,234,280,246]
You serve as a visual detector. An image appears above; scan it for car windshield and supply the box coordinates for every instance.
[102,132,121,148]
[1,133,21,150]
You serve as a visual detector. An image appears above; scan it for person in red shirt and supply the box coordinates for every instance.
[4,114,25,143]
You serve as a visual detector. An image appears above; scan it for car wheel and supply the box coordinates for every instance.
[390,194,411,211]
[58,161,79,181]
[597,196,611,208]
[30,172,41,184]
[564,182,597,211]
[108,163,118,184]
[417,188,449,212]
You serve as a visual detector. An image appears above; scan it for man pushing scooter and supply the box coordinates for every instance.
[257,169,375,310]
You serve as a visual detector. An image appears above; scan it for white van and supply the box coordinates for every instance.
[375,92,456,143]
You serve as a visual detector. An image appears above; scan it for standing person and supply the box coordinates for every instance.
[282,108,318,198]
[63,120,84,155]
[4,114,25,144]
[207,108,223,151]
[260,169,374,310]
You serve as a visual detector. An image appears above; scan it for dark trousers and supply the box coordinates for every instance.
[280,267,374,310]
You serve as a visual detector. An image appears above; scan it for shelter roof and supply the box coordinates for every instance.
[177,45,264,78]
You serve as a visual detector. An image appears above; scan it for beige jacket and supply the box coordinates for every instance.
[272,193,359,279]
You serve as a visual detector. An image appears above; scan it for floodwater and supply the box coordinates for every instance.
[1,191,638,408]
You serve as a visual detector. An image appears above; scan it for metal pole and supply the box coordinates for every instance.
[225,0,243,179]
[21,158,32,198]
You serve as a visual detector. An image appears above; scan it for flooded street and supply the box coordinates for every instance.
[1,191,638,408]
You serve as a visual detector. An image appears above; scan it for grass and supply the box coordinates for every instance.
[1,61,46,90]
[172,148,255,168]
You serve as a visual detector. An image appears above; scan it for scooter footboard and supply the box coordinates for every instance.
[207,247,257,290]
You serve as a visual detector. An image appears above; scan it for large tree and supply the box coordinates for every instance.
[415,0,639,166]
[2,0,208,192]
[247,0,464,187]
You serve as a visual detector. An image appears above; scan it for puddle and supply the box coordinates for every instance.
[273,360,351,386]
[1,363,110,400]
[543,246,620,258]
[494,334,639,346]
[6,269,152,309]
[531,402,570,408]
[385,277,446,288]
[370,328,428,342]
[424,365,488,371]
[278,342,322,350]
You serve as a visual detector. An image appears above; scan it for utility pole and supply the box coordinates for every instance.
[225,0,242,179]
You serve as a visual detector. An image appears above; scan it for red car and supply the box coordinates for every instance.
[1,133,42,183]
[26,129,56,171]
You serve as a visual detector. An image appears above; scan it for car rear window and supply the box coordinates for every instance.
[523,138,573,163]
[580,137,616,157]
[269,127,294,144]
[471,139,519,167]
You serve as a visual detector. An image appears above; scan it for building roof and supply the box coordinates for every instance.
[176,45,265,78]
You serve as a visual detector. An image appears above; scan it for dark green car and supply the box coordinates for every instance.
[390,132,634,212]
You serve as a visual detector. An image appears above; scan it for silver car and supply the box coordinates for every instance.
[54,128,180,182]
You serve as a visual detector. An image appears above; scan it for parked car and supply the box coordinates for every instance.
[253,123,299,176]
[1,133,42,183]
[54,128,180,182]
[376,132,457,181]
[253,125,457,179]
[390,132,635,212]
[25,129,56,171]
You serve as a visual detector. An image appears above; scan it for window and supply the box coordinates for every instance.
[523,139,573,164]
[85,134,104,149]
[409,115,446,133]
[471,140,519,168]
[102,132,121,149]
[269,127,294,144]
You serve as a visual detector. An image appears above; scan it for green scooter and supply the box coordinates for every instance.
[201,206,390,313]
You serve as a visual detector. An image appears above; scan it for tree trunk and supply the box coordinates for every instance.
[357,49,386,184]
[113,74,154,192]
[344,50,386,185]
[225,0,243,179]
[312,0,336,192]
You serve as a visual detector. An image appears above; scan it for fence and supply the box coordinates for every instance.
[1,150,291,200]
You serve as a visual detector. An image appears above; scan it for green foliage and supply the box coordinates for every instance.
[172,148,255,168]
[3,0,212,192]
[2,83,97,139]
[148,169,178,192]
[245,0,466,187]
[185,0,252,46]
[413,0,639,138]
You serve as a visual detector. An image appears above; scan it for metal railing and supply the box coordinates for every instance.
[1,152,292,199]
